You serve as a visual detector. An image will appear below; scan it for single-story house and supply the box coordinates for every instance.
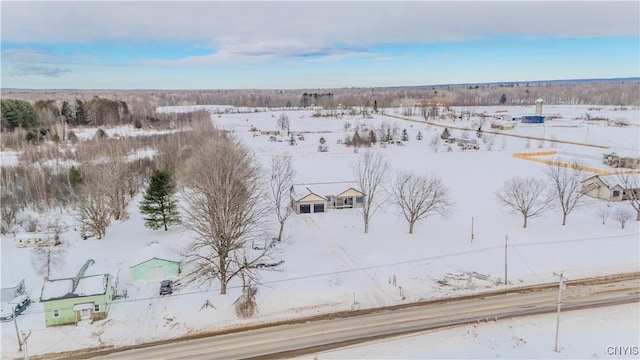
[290,182,366,214]
[15,232,60,248]
[581,174,640,201]
[602,152,640,169]
[40,274,114,327]
[129,243,181,282]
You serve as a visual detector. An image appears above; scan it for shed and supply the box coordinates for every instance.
[129,243,181,281]
[40,274,114,327]
[15,232,60,248]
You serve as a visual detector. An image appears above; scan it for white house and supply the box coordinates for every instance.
[290,182,366,214]
[581,174,640,201]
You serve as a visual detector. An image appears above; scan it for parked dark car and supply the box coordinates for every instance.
[9,295,30,316]
[159,280,173,295]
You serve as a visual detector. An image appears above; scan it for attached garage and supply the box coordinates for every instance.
[299,204,311,213]
[293,192,328,214]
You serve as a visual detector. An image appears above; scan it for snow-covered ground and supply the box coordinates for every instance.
[297,303,640,359]
[1,105,638,359]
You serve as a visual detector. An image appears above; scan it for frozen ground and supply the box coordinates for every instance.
[296,303,640,359]
[1,105,638,359]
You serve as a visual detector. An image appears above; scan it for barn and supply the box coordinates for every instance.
[129,243,181,282]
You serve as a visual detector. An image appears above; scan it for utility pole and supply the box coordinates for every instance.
[13,313,22,352]
[22,331,31,360]
[504,235,508,286]
[471,217,474,243]
[553,271,566,352]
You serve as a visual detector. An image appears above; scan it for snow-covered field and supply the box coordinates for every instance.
[1,104,639,359]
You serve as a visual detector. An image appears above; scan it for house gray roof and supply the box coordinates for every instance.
[291,181,363,201]
[41,274,110,302]
[583,174,640,189]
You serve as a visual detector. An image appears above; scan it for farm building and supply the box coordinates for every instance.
[15,232,60,248]
[521,115,545,124]
[40,274,114,327]
[129,243,181,282]
[602,152,640,169]
[290,182,366,214]
[581,174,640,202]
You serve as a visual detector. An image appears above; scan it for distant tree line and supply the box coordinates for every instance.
[3,80,637,119]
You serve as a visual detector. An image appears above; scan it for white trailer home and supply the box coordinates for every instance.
[15,232,60,248]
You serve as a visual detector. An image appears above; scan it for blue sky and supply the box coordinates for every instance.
[1,1,638,89]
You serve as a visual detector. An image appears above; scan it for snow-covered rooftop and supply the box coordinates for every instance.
[291,181,362,201]
[129,242,181,268]
[40,274,109,301]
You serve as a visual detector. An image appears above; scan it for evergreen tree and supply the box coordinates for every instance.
[499,93,507,105]
[140,169,180,231]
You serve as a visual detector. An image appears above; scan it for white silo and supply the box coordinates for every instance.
[535,98,544,116]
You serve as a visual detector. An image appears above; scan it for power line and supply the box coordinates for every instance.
[16,233,639,316]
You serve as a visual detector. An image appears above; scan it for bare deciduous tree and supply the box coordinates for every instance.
[430,135,440,153]
[595,203,610,225]
[180,137,271,295]
[71,166,112,239]
[0,196,19,234]
[545,160,587,225]
[269,154,296,241]
[31,243,67,280]
[391,172,453,234]
[352,151,389,233]
[496,177,553,228]
[614,206,633,229]
[277,113,290,135]
[615,172,640,221]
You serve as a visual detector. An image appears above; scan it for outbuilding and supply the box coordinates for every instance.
[129,243,181,282]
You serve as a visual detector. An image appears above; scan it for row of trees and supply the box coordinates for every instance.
[1,96,132,133]
[353,151,453,234]
[496,160,640,228]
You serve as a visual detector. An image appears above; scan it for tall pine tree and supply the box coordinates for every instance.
[140,169,180,231]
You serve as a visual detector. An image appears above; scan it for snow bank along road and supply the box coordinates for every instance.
[73,273,640,360]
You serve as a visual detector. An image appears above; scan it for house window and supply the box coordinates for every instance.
[313,204,325,213]
[94,304,100,312]
[355,197,363,204]
[613,190,620,197]
[53,309,60,318]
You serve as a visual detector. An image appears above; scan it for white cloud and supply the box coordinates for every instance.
[2,2,637,45]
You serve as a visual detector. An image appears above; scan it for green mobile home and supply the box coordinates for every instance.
[40,274,114,327]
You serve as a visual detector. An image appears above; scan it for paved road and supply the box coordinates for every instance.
[382,113,610,149]
[94,276,639,360]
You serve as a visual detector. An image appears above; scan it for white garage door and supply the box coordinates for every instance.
[147,266,164,280]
